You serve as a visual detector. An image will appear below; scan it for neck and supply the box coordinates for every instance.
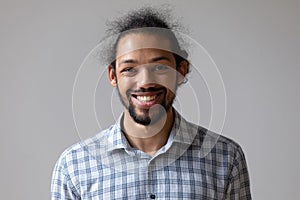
[122,107,174,156]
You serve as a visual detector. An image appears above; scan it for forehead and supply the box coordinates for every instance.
[116,48,175,66]
[116,33,172,58]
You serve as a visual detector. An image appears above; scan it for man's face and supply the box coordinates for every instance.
[109,33,184,125]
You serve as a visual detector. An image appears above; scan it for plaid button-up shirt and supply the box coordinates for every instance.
[51,109,251,199]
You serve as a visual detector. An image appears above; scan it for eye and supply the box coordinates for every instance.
[123,67,135,72]
[153,64,169,72]
[121,67,137,76]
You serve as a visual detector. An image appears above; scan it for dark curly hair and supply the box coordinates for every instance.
[106,7,189,74]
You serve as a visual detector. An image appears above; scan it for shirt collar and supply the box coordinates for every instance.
[106,108,198,153]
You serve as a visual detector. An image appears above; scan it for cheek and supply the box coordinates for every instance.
[159,74,177,91]
[117,76,135,94]
[118,76,134,85]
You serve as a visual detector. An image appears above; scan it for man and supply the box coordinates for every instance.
[51,7,251,199]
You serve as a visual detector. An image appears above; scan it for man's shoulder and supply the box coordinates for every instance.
[183,119,244,158]
[55,125,115,167]
[175,111,244,156]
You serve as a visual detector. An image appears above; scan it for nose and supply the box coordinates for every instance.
[136,68,157,88]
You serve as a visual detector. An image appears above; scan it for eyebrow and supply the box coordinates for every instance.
[151,56,171,62]
[119,59,138,65]
[119,56,171,66]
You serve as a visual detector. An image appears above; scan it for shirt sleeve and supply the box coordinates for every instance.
[51,154,81,200]
[225,146,252,200]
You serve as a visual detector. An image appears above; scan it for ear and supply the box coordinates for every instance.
[177,61,188,85]
[108,65,117,87]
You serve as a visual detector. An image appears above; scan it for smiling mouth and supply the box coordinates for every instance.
[136,95,157,102]
[129,87,166,108]
[131,91,163,105]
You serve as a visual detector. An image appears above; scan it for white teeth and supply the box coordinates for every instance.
[136,95,157,102]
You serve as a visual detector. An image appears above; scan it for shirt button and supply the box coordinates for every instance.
[150,194,156,199]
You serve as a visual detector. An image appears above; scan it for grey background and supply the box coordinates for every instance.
[1,0,299,199]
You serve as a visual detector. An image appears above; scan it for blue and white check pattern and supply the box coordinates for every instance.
[51,109,251,199]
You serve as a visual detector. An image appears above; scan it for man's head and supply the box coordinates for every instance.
[107,7,189,126]
[106,7,189,73]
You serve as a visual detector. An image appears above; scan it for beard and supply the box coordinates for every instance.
[117,85,176,126]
